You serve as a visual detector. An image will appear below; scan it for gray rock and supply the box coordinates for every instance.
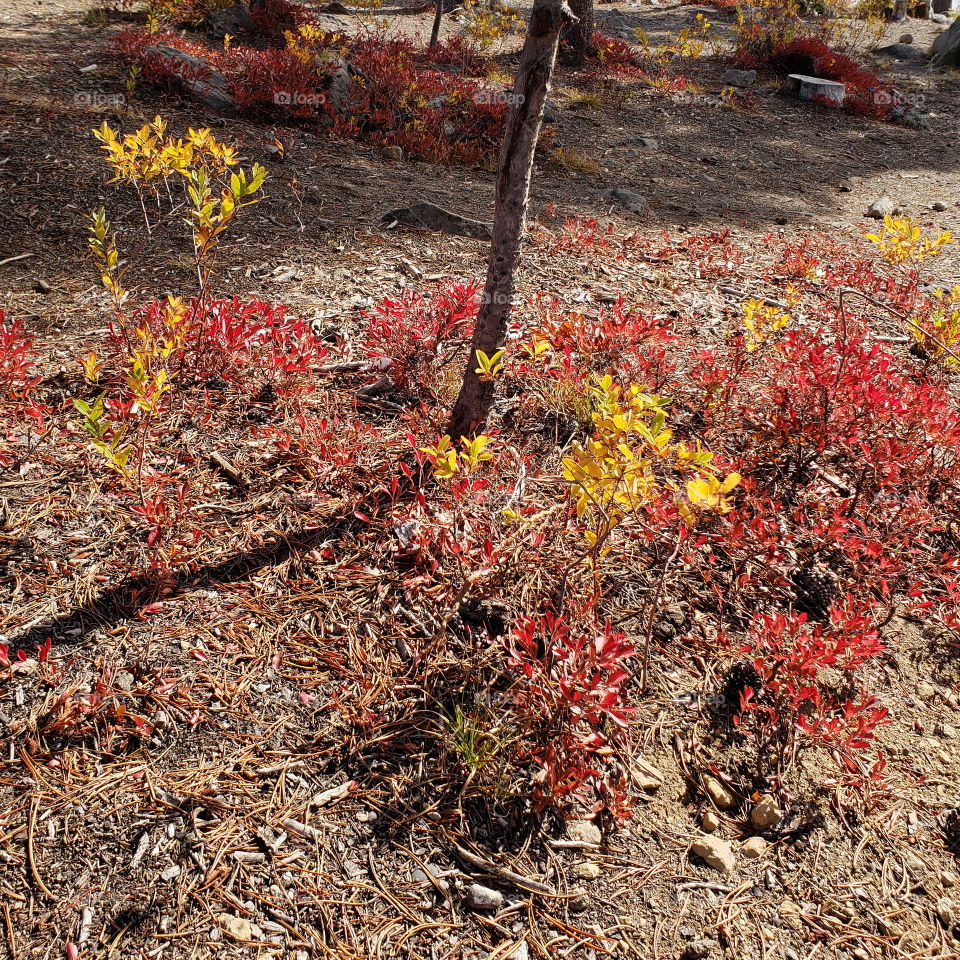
[898,32,914,43]
[601,188,649,216]
[683,939,719,960]
[466,883,504,911]
[936,896,955,927]
[543,100,561,124]
[701,810,721,832]
[144,45,235,112]
[567,887,590,913]
[932,16,960,67]
[566,820,602,845]
[115,670,136,692]
[34,279,52,294]
[874,42,929,61]
[380,202,492,240]
[866,196,898,219]
[723,68,757,88]
[933,200,949,211]
[326,63,357,114]
[931,12,951,23]
[208,3,254,42]
[413,865,450,893]
[691,835,736,874]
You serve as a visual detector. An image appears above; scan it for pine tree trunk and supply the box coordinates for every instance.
[430,0,444,47]
[446,0,576,440]
[562,0,594,64]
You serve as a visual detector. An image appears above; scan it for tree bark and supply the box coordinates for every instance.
[446,0,576,440]
[429,0,444,48]
[562,0,594,65]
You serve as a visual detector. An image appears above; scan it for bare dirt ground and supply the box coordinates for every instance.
[2,1,960,959]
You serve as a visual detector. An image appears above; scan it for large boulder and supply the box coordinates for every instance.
[380,202,493,240]
[874,41,929,61]
[207,3,254,42]
[600,188,649,216]
[931,16,960,67]
[143,44,235,111]
[316,53,365,114]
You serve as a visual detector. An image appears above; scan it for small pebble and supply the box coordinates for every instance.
[573,861,602,881]
[466,883,504,911]
[566,820,602,845]
[686,939,718,960]
[567,887,590,913]
[936,897,955,927]
[217,915,251,941]
[866,196,898,219]
[751,795,782,830]
[702,775,736,810]
[741,837,768,860]
[692,835,736,875]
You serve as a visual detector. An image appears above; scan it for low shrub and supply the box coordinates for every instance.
[114,27,508,165]
[735,33,894,119]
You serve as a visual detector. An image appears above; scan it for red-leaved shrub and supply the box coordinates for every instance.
[361,282,480,389]
[506,615,637,817]
[735,34,892,119]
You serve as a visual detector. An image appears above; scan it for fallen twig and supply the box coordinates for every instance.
[0,253,33,268]
[451,840,557,896]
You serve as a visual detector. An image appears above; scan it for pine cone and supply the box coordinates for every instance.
[724,661,762,710]
[944,807,960,854]
[791,564,839,622]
